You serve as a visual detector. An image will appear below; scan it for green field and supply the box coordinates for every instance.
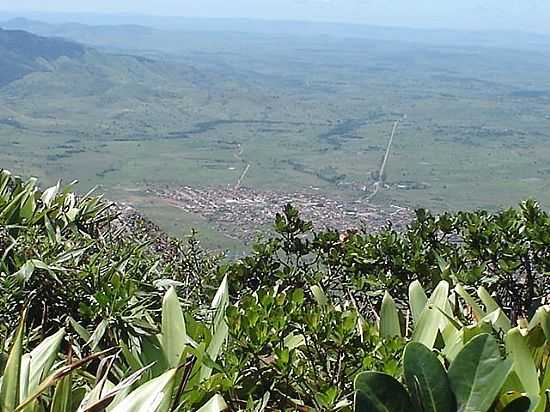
[2,21,550,247]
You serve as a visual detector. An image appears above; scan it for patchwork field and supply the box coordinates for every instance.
[2,21,550,248]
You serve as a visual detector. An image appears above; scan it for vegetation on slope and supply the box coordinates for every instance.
[1,169,550,411]
[0,28,85,86]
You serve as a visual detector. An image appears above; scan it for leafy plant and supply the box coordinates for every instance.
[355,335,516,412]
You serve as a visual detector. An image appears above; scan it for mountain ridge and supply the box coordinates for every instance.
[3,16,550,54]
[0,27,85,86]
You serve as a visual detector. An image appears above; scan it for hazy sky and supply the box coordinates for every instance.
[1,0,550,33]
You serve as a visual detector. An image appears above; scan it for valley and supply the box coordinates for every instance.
[1,19,550,249]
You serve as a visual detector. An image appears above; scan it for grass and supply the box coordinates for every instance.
[2,29,550,248]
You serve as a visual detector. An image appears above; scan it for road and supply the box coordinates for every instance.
[233,143,251,189]
[365,118,401,201]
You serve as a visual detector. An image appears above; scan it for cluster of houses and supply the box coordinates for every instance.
[147,184,413,242]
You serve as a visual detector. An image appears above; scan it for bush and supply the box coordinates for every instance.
[3,168,550,411]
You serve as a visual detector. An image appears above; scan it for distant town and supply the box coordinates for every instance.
[147,185,413,242]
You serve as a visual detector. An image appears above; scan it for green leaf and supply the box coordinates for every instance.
[41,182,60,208]
[23,328,65,402]
[409,280,428,325]
[403,342,455,412]
[15,348,117,412]
[0,309,26,412]
[455,284,485,320]
[379,291,401,338]
[80,364,153,412]
[310,284,329,306]
[68,317,92,342]
[448,333,512,412]
[12,261,35,283]
[109,368,177,412]
[505,327,539,402]
[50,373,72,412]
[354,372,413,412]
[196,394,227,412]
[529,306,550,340]
[413,281,450,349]
[161,287,187,368]
[478,287,511,332]
[477,287,500,313]
[88,320,107,351]
[201,276,229,381]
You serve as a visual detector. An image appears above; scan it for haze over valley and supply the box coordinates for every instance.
[2,13,550,248]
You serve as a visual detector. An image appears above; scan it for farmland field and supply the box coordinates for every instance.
[2,19,550,248]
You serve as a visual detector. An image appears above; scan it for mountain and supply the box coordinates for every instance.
[1,18,177,55]
[0,26,234,143]
[3,16,550,54]
[0,27,85,86]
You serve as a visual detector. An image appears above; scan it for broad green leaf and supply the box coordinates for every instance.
[211,275,229,313]
[0,189,26,224]
[50,374,72,412]
[284,333,305,350]
[41,182,60,208]
[310,284,329,306]
[403,342,455,412]
[13,261,35,283]
[448,333,512,412]
[354,372,413,412]
[379,291,401,338]
[19,192,36,220]
[109,368,177,412]
[201,276,229,381]
[25,328,65,394]
[0,310,26,412]
[19,356,30,408]
[441,324,465,362]
[477,287,501,313]
[529,306,550,340]
[506,327,539,402]
[480,309,511,335]
[161,287,187,368]
[478,287,511,332]
[15,348,118,412]
[409,280,428,324]
[455,284,485,320]
[88,320,107,352]
[534,358,550,412]
[68,317,91,343]
[413,281,450,349]
[82,364,152,412]
[196,394,228,412]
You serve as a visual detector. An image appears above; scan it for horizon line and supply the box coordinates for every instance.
[1,9,550,37]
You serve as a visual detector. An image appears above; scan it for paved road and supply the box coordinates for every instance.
[233,143,251,189]
[365,118,401,201]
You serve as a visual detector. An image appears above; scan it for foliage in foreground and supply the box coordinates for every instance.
[3,169,550,411]
[358,279,550,412]
[0,282,229,412]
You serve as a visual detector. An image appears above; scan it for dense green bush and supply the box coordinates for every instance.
[226,200,550,322]
[0,170,220,338]
[220,285,404,410]
[3,169,550,411]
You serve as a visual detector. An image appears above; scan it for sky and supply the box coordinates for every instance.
[1,0,549,34]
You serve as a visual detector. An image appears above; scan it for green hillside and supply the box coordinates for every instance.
[2,24,550,249]
[0,27,85,86]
